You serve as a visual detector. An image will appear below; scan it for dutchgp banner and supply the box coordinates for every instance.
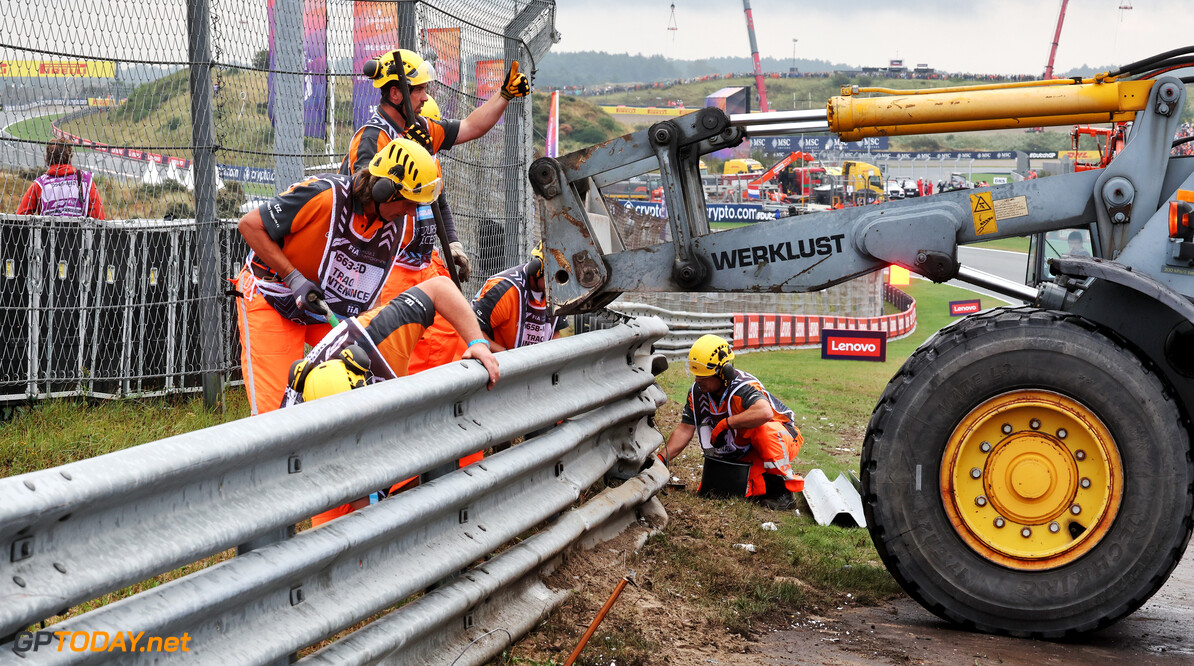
[353,2,400,129]
[546,91,559,158]
[821,329,887,362]
[267,0,328,139]
[475,59,505,100]
[303,0,328,140]
[424,27,461,119]
[0,60,115,78]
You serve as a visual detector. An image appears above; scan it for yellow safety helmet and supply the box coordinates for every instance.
[288,345,372,402]
[420,96,441,121]
[368,137,443,204]
[529,242,545,281]
[688,334,735,378]
[362,49,436,89]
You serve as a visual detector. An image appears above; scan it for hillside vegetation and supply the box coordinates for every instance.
[61,68,354,170]
[50,66,1194,181]
[533,50,1116,88]
[530,92,633,155]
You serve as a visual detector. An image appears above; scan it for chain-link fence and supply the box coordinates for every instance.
[0,0,556,402]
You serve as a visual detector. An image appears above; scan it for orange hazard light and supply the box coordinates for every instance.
[1170,190,1194,238]
[888,265,911,286]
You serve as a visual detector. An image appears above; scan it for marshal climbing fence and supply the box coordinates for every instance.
[0,0,556,402]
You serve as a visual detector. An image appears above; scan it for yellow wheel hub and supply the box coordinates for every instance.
[940,390,1122,570]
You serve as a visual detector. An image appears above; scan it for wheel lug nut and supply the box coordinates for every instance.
[1071,504,1082,515]
[1049,522,1060,533]
[994,517,1006,528]
[1029,419,1041,430]
[1001,423,1013,435]
[975,496,988,507]
[1021,527,1032,538]
[1074,449,1086,461]
[970,467,982,479]
[1080,478,1091,489]
[980,441,992,453]
[1057,428,1067,439]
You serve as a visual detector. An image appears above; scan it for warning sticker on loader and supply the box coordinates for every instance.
[970,192,997,235]
[993,195,1029,220]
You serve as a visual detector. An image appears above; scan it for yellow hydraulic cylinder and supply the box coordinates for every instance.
[828,79,1154,140]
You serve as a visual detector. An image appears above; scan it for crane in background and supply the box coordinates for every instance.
[1042,0,1069,79]
[742,0,770,112]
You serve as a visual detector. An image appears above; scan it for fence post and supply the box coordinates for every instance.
[397,0,418,48]
[505,7,539,261]
[272,0,305,193]
[188,0,223,409]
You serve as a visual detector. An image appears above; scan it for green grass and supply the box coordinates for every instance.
[655,278,1002,479]
[1,391,250,478]
[972,235,1030,253]
[710,221,752,230]
[5,113,63,142]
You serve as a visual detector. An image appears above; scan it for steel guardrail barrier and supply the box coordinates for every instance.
[0,317,668,663]
[607,302,734,358]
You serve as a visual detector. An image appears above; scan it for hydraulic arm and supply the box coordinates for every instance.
[531,73,1189,315]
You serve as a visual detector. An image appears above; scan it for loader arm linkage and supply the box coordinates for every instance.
[531,74,1191,315]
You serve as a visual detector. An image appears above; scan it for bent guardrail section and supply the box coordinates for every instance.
[0,317,669,663]
[576,284,914,359]
[733,284,917,350]
[608,302,734,357]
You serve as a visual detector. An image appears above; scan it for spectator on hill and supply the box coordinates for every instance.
[18,139,106,219]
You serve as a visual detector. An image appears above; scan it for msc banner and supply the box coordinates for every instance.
[749,135,889,154]
[949,299,982,316]
[0,60,115,78]
[352,1,399,129]
[838,150,1019,161]
[616,201,774,223]
[821,329,886,362]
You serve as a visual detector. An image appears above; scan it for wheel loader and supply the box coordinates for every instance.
[531,46,1194,637]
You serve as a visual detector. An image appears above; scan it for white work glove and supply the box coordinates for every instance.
[449,241,471,281]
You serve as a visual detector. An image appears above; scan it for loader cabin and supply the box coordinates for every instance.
[1026,227,1098,285]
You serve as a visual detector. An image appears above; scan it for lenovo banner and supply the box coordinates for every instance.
[821,329,886,362]
[949,299,982,316]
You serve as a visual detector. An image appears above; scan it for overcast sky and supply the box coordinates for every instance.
[552,0,1187,75]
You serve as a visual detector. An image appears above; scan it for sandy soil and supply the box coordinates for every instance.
[512,519,1194,665]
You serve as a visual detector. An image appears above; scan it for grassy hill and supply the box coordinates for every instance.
[45,67,1194,196]
[60,68,351,170]
[530,92,634,155]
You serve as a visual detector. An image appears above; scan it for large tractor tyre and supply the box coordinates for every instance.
[862,307,1194,637]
